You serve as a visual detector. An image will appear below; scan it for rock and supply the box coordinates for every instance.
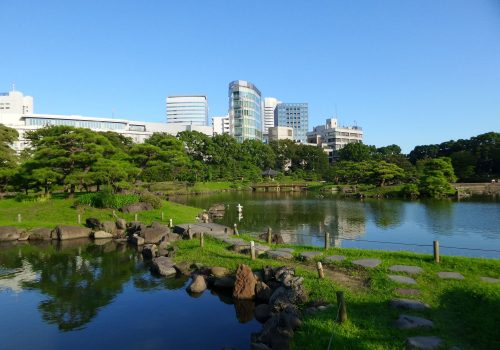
[395,288,421,296]
[141,244,158,260]
[275,248,294,253]
[254,270,264,281]
[389,298,430,310]
[437,272,464,280]
[233,264,257,299]
[121,202,154,213]
[231,241,250,253]
[405,336,443,349]
[269,286,308,309]
[150,256,176,276]
[258,232,285,244]
[28,228,53,240]
[251,343,271,350]
[299,251,322,261]
[85,218,102,230]
[394,315,434,329]
[116,218,126,230]
[389,265,423,274]
[101,221,116,234]
[129,234,145,245]
[255,281,272,303]
[173,261,191,275]
[274,266,295,287]
[93,230,113,239]
[352,258,381,268]
[279,308,302,330]
[126,221,146,235]
[266,250,293,260]
[18,230,30,241]
[114,229,126,238]
[255,303,272,323]
[54,225,91,240]
[0,226,20,241]
[140,227,168,244]
[211,266,230,277]
[388,275,417,285]
[480,276,499,283]
[187,275,207,293]
[214,276,236,289]
[324,255,345,262]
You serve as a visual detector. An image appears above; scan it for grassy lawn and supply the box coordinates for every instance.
[173,236,500,350]
[0,197,202,229]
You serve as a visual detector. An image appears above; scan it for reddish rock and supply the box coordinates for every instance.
[233,264,257,300]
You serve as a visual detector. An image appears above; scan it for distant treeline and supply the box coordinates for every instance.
[0,124,498,198]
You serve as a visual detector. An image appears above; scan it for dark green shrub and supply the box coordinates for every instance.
[74,190,139,209]
[139,192,163,209]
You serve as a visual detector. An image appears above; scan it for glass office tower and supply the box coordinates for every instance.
[275,103,309,143]
[228,80,262,142]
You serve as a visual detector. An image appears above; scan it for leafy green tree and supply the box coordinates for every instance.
[417,157,457,198]
[338,142,376,162]
[0,124,19,168]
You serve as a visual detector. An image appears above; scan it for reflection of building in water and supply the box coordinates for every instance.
[0,260,39,293]
[321,201,366,246]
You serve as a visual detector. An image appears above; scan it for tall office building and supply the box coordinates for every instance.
[166,95,208,126]
[0,88,33,125]
[263,97,281,137]
[275,103,309,143]
[228,80,262,142]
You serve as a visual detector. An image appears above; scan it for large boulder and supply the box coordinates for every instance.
[55,225,91,240]
[126,221,147,235]
[129,234,145,246]
[141,244,158,260]
[93,230,113,239]
[115,218,127,230]
[85,218,102,230]
[28,228,53,240]
[101,221,117,234]
[121,202,153,213]
[150,256,176,276]
[140,226,169,244]
[0,226,20,241]
[211,266,230,278]
[233,264,257,300]
[255,281,272,303]
[187,275,207,293]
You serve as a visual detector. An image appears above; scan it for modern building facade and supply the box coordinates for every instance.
[268,126,294,142]
[275,103,308,143]
[263,97,281,139]
[212,115,230,135]
[306,118,363,161]
[166,95,208,126]
[1,89,212,152]
[228,80,262,142]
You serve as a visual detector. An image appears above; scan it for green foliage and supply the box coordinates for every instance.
[139,192,163,209]
[74,190,140,209]
[14,193,51,203]
[338,142,376,162]
[417,157,457,198]
[0,124,19,169]
[401,183,420,199]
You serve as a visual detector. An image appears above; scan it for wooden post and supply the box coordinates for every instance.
[187,224,192,239]
[250,240,256,260]
[77,214,81,224]
[169,218,173,228]
[317,261,324,279]
[200,232,204,248]
[324,232,330,250]
[267,227,272,244]
[17,213,21,223]
[433,240,440,263]
[234,223,239,236]
[112,210,116,218]
[161,211,164,221]
[336,291,347,323]
[134,213,138,221]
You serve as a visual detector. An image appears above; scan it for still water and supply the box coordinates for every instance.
[0,241,260,350]
[178,192,500,259]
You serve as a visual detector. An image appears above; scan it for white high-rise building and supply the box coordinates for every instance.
[0,89,213,152]
[263,97,281,137]
[166,95,208,126]
[212,115,229,135]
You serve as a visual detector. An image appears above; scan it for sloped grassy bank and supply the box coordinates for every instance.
[172,236,500,350]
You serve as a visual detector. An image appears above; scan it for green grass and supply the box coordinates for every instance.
[146,181,247,194]
[173,236,500,350]
[0,196,203,229]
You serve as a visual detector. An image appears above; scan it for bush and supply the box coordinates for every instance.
[14,193,52,202]
[74,190,140,209]
[139,192,163,209]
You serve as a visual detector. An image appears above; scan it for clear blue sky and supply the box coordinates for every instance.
[1,0,499,152]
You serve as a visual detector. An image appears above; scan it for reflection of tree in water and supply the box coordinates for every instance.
[365,199,405,229]
[133,270,188,291]
[422,200,454,236]
[2,242,136,331]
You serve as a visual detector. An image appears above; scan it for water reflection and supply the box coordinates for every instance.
[365,200,405,229]
[422,200,454,236]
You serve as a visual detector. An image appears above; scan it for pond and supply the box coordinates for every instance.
[176,192,500,259]
[0,241,261,350]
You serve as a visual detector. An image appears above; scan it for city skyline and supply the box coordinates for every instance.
[1,0,499,152]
